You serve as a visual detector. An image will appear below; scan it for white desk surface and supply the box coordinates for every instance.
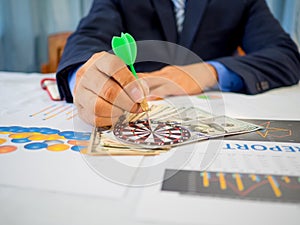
[0,72,300,225]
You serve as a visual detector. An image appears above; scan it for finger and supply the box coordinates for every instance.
[150,80,188,97]
[76,51,145,113]
[141,76,171,92]
[95,98,123,118]
[94,116,120,127]
[123,78,150,103]
[75,52,106,92]
[76,103,119,127]
[100,77,141,113]
[75,84,123,118]
[77,64,141,113]
[146,96,164,101]
[94,52,129,79]
[76,103,94,125]
[139,73,167,97]
[150,84,170,98]
[139,78,150,98]
[94,53,146,102]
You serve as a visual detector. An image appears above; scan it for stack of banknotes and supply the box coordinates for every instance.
[86,104,262,156]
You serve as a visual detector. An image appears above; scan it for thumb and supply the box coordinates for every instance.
[126,78,150,103]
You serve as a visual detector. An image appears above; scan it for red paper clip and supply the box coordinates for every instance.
[41,78,61,101]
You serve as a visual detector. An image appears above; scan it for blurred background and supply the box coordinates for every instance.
[0,0,299,73]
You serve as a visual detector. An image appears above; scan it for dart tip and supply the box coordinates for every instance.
[140,99,153,132]
[140,98,149,112]
[145,111,153,132]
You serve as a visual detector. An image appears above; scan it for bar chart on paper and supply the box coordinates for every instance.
[162,170,300,203]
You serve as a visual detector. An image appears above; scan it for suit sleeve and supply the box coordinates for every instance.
[216,0,300,94]
[56,0,124,102]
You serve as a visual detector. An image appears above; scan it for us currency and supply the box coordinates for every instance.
[86,105,263,155]
[86,126,170,156]
[125,105,263,141]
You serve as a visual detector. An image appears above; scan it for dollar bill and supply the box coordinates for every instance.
[86,105,263,156]
[86,126,170,156]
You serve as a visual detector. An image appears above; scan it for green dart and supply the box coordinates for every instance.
[112,32,138,79]
[111,33,152,128]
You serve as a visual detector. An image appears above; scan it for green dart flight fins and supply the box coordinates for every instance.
[111,33,149,112]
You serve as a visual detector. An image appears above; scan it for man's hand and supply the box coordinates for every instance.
[140,63,218,98]
[74,53,217,127]
[74,51,147,127]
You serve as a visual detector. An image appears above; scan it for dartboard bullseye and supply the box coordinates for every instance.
[113,120,191,146]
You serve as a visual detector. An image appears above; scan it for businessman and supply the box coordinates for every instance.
[57,0,300,126]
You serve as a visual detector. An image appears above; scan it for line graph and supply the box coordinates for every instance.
[256,121,292,139]
[29,103,78,121]
[162,170,300,203]
[225,119,300,143]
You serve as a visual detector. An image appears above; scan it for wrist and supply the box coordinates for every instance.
[205,63,218,82]
[184,62,218,90]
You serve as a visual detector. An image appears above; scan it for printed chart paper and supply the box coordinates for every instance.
[0,73,143,198]
[136,139,300,225]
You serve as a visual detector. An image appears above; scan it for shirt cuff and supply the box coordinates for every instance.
[207,61,245,92]
[68,65,82,96]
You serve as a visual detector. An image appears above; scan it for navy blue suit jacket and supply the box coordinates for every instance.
[57,0,300,103]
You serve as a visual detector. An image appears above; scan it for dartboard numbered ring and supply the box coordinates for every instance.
[113,120,191,146]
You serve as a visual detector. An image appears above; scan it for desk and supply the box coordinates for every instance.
[0,72,300,225]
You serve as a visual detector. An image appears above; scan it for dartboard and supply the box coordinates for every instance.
[113,120,191,146]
